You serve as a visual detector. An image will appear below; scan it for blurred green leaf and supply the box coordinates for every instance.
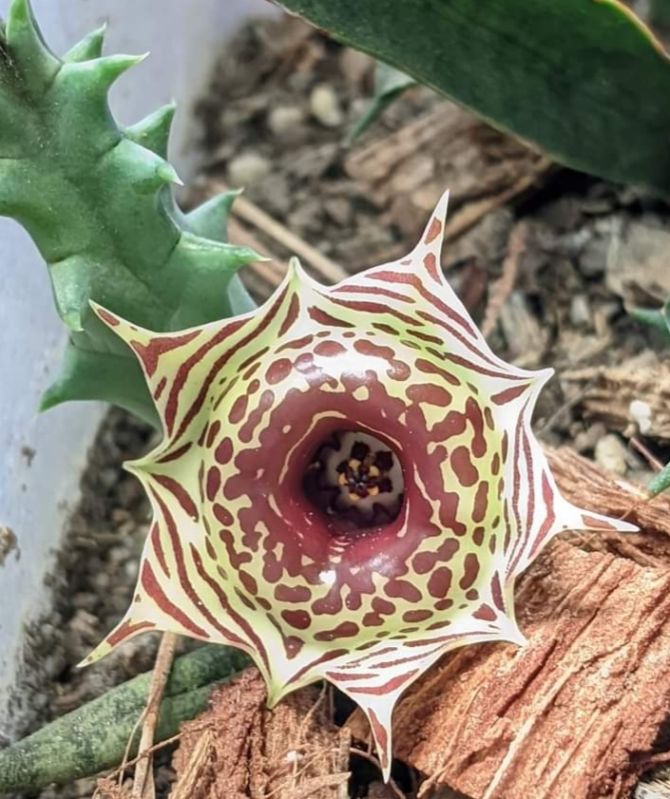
[650,0,670,30]
[280,0,670,193]
[649,460,670,497]
[347,62,416,143]
[629,306,670,340]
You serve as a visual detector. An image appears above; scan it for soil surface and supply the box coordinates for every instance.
[8,11,670,799]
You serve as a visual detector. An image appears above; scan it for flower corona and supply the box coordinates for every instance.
[85,192,634,778]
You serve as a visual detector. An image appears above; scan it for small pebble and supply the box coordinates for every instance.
[629,399,653,435]
[339,48,373,85]
[227,150,272,187]
[268,105,306,136]
[309,83,344,127]
[578,235,608,278]
[595,433,628,476]
[573,422,607,454]
[569,294,592,328]
[324,197,352,226]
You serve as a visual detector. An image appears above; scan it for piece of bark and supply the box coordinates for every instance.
[562,358,670,442]
[349,448,670,799]
[173,670,350,799]
[345,103,553,246]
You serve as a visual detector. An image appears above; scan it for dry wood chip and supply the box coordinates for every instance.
[562,358,670,442]
[345,104,552,246]
[172,670,350,799]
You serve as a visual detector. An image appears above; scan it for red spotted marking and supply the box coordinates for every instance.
[329,297,420,328]
[372,270,477,337]
[153,475,199,520]
[492,384,530,405]
[278,334,314,352]
[97,308,121,327]
[315,621,360,641]
[275,584,312,603]
[314,340,346,357]
[450,446,479,487]
[281,609,311,630]
[154,376,167,401]
[425,216,442,243]
[348,669,418,696]
[427,566,452,598]
[156,442,193,464]
[472,482,489,524]
[581,514,619,531]
[166,288,286,439]
[473,604,497,621]
[214,437,233,465]
[308,306,354,328]
[367,709,389,769]
[266,358,292,385]
[423,252,441,281]
[130,330,200,378]
[206,466,221,501]
[151,522,170,577]
[459,553,480,590]
[336,283,413,304]
[140,560,209,639]
[228,393,249,424]
[407,384,452,407]
[107,618,156,647]
[279,293,300,336]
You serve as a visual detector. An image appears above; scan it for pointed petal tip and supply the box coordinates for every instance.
[618,518,640,533]
[78,640,111,669]
[533,365,554,387]
[579,506,639,535]
[500,616,528,648]
[434,187,450,218]
[286,256,308,286]
[88,300,119,328]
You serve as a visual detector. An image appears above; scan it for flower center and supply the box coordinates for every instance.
[303,430,404,530]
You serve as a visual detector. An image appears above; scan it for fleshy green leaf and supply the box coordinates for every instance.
[0,0,259,425]
[278,0,670,193]
[62,22,106,63]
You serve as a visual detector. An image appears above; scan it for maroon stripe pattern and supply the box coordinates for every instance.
[82,191,635,780]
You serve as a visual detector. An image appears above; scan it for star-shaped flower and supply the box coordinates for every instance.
[84,192,634,778]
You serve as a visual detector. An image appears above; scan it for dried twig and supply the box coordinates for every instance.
[131,632,178,799]
[481,221,528,338]
[629,436,664,472]
[213,180,348,284]
[93,732,185,798]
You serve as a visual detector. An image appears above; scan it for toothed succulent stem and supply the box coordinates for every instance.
[0,0,259,425]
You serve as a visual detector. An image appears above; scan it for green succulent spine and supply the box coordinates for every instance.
[0,0,259,426]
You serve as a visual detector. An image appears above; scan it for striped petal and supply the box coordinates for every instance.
[84,190,635,779]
